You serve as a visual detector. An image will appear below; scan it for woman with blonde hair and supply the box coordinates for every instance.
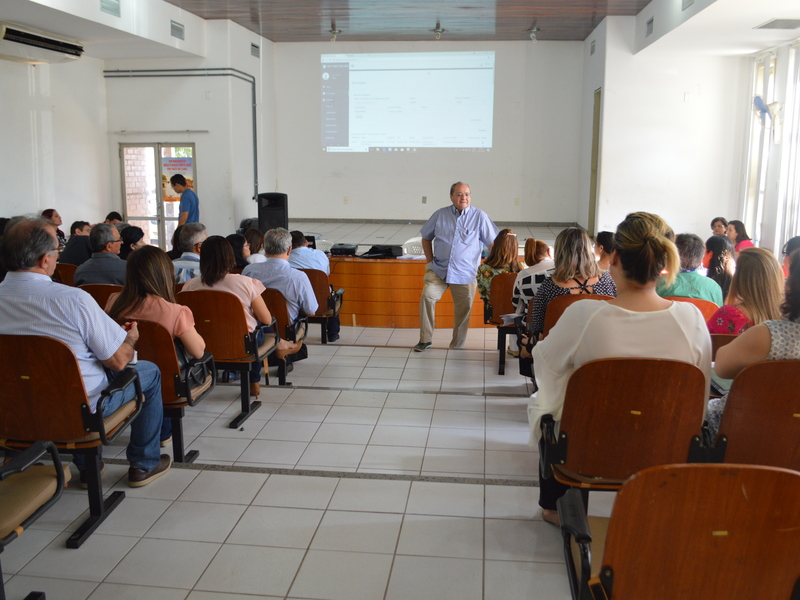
[476,228,522,300]
[512,238,554,314]
[707,247,783,335]
[528,212,711,525]
[529,227,617,337]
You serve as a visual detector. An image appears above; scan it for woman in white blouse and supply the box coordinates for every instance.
[528,212,711,525]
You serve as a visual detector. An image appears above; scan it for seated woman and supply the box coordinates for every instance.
[707,247,783,335]
[710,216,728,236]
[512,238,554,315]
[726,219,755,256]
[41,209,66,248]
[166,225,184,260]
[119,225,145,260]
[529,227,617,338]
[182,236,296,396]
[477,229,522,300]
[593,231,614,272]
[106,245,206,445]
[707,249,800,437]
[704,234,736,299]
[226,233,251,270]
[527,212,712,525]
[244,228,267,264]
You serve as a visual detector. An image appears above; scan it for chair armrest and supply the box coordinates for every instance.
[0,441,51,481]
[291,315,309,343]
[248,318,280,356]
[327,287,344,312]
[557,488,592,544]
[90,367,144,444]
[182,351,216,406]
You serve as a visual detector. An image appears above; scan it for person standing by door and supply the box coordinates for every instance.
[170,174,200,226]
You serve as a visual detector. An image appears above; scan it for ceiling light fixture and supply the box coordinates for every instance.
[330,28,341,42]
[433,24,445,40]
[528,28,539,43]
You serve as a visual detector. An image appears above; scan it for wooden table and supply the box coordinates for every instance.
[329,257,489,329]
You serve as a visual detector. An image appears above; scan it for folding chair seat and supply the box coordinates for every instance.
[557,463,800,600]
[664,296,719,322]
[0,441,69,600]
[261,288,309,386]
[709,360,800,470]
[177,289,277,428]
[53,263,76,286]
[133,320,216,463]
[482,272,517,375]
[539,358,707,501]
[299,268,344,344]
[0,335,143,549]
[542,294,613,338]
[78,284,123,309]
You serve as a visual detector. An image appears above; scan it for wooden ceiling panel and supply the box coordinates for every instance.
[163,0,650,42]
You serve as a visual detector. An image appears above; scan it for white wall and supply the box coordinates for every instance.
[590,17,747,238]
[0,56,110,223]
[273,41,584,223]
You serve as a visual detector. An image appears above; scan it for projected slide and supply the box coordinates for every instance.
[321,52,495,152]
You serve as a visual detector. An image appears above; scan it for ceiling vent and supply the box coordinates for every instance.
[0,23,83,64]
[170,20,185,40]
[755,19,800,30]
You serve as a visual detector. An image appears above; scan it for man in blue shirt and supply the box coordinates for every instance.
[170,174,200,225]
[288,230,339,342]
[415,182,499,351]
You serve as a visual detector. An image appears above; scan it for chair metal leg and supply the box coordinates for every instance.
[228,365,261,429]
[23,592,46,600]
[320,322,328,344]
[168,410,198,463]
[498,329,507,375]
[278,360,292,387]
[67,453,124,549]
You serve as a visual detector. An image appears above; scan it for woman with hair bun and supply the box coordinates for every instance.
[704,234,736,299]
[527,212,711,526]
[593,231,614,271]
[707,247,783,335]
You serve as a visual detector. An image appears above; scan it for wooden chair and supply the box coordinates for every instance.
[133,320,216,463]
[482,272,518,375]
[0,335,143,549]
[664,296,719,322]
[709,360,800,470]
[0,441,69,600]
[299,268,344,344]
[261,288,309,386]
[557,463,800,600]
[542,294,613,338]
[711,333,737,361]
[177,290,277,428]
[53,263,77,286]
[79,284,123,309]
[539,358,707,496]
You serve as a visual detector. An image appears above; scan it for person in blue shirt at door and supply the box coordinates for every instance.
[170,174,200,226]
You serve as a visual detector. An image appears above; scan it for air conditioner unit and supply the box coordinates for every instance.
[0,23,83,64]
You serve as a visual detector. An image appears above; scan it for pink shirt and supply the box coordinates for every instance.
[106,294,194,337]
[735,239,755,253]
[182,273,266,331]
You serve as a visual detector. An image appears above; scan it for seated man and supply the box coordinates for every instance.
[59,220,93,266]
[243,228,318,360]
[173,222,207,283]
[104,211,123,225]
[288,230,340,342]
[657,232,723,305]
[74,223,127,286]
[0,218,170,486]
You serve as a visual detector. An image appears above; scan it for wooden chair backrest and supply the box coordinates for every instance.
[299,269,332,314]
[559,358,706,480]
[602,463,800,599]
[486,273,517,325]
[718,360,800,470]
[261,288,293,339]
[664,296,719,322]
[79,284,123,310]
[711,333,737,361]
[0,334,93,442]
[177,290,251,361]
[133,320,182,403]
[542,294,613,337]
[54,263,77,286]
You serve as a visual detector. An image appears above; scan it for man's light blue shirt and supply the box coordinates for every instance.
[173,252,201,284]
[288,246,330,275]
[179,188,200,224]
[420,204,498,285]
[243,257,319,321]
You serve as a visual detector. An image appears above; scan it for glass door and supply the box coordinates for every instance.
[120,143,196,250]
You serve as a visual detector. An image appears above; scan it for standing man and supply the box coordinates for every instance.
[414,182,498,351]
[170,174,200,226]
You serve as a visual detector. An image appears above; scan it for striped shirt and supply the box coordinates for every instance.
[0,271,126,410]
[173,252,201,284]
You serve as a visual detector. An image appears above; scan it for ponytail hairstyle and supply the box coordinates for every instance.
[781,249,800,321]
[523,238,549,267]
[484,229,521,273]
[726,247,783,325]
[612,212,679,287]
[552,227,601,282]
[108,245,177,321]
[705,234,735,298]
